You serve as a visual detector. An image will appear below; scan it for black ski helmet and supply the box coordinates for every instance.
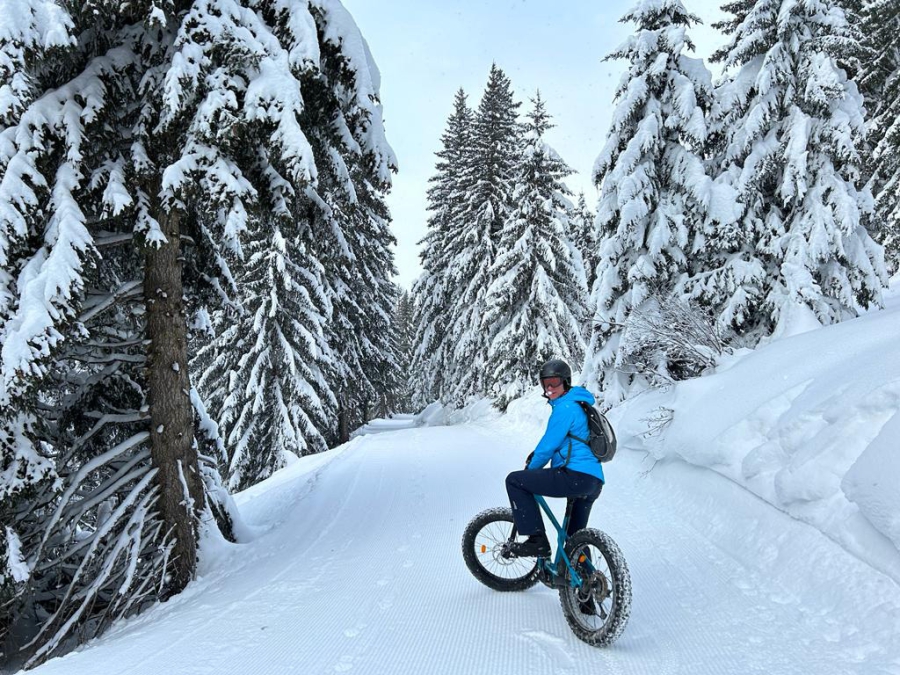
[539,359,572,388]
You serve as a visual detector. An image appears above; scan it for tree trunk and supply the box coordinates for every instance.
[144,205,204,594]
[338,389,350,444]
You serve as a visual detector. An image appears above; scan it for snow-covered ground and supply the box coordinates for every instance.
[14,294,900,674]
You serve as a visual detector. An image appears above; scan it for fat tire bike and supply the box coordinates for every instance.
[462,496,632,647]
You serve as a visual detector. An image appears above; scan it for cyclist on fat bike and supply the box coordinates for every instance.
[505,359,604,558]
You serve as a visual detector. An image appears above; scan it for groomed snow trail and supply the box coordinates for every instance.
[24,425,900,675]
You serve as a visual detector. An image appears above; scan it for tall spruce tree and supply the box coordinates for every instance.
[585,0,734,405]
[0,1,239,663]
[0,2,70,647]
[697,0,885,344]
[196,0,398,467]
[0,0,395,663]
[301,1,398,442]
[445,65,521,406]
[412,89,474,407]
[330,178,399,438]
[389,290,415,414]
[572,192,598,294]
[483,93,588,409]
[860,0,900,266]
[193,216,334,491]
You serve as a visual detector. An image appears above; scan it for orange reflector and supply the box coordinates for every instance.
[578,554,586,563]
[481,544,487,554]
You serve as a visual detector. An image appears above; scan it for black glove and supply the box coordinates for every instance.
[524,451,534,469]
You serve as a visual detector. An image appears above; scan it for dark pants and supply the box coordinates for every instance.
[505,467,603,536]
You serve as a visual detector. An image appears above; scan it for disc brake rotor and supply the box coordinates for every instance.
[577,570,610,604]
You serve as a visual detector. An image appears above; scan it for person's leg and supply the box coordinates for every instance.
[565,474,603,536]
[506,468,598,534]
[506,470,539,535]
[505,469,561,535]
[505,468,581,557]
[561,475,604,615]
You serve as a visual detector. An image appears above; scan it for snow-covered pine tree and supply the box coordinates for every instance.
[859,0,900,267]
[585,0,733,405]
[298,0,398,444]
[696,0,885,343]
[0,0,396,662]
[331,171,399,439]
[0,2,236,663]
[194,0,397,474]
[0,0,71,649]
[572,192,598,293]
[445,65,521,406]
[483,93,589,409]
[193,215,334,491]
[411,88,474,408]
[390,290,416,414]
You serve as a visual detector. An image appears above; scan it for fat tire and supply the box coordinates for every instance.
[559,528,631,647]
[461,507,540,592]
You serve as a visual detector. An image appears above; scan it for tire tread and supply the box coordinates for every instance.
[559,527,632,646]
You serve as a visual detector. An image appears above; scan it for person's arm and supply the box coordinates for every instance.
[527,404,577,469]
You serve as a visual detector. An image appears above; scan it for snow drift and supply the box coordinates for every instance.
[606,289,900,582]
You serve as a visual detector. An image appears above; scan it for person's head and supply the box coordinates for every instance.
[539,359,571,400]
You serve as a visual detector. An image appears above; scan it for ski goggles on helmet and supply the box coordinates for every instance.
[541,376,564,389]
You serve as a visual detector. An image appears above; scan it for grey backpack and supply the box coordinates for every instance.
[568,401,617,463]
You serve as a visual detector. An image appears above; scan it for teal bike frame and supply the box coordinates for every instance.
[533,495,586,589]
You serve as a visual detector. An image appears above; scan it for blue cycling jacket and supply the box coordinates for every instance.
[527,386,605,482]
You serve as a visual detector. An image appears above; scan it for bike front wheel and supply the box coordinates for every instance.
[461,507,540,592]
[559,528,632,647]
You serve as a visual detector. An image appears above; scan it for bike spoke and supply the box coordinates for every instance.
[471,520,536,580]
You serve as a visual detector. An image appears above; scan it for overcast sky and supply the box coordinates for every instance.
[339,0,728,289]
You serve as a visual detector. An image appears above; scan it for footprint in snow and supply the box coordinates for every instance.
[519,631,576,669]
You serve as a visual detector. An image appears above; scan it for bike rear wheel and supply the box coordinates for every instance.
[559,528,631,646]
[461,507,540,592]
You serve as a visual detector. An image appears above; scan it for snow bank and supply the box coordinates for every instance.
[351,402,449,438]
[843,411,900,550]
[414,401,448,427]
[352,397,506,440]
[231,439,358,531]
[444,397,501,426]
[495,390,549,438]
[604,294,900,582]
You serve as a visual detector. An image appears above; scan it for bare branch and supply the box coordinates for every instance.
[74,411,147,445]
[78,281,143,324]
[37,432,151,555]
[617,292,730,386]
[35,456,152,570]
[94,233,134,247]
[66,353,147,365]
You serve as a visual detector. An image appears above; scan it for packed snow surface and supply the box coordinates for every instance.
[18,421,900,673]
